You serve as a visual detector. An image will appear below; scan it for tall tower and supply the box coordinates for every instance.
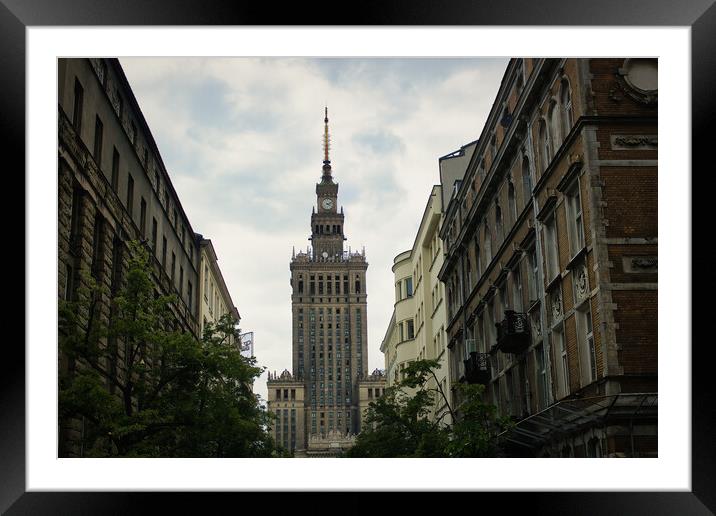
[287,108,369,449]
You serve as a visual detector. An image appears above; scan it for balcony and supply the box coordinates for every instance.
[464,352,491,385]
[496,310,530,354]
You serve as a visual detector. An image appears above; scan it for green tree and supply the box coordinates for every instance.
[59,240,276,457]
[347,359,511,458]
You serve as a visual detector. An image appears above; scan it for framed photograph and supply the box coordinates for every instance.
[7,0,711,512]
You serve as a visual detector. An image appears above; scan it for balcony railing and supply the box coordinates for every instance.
[464,352,491,385]
[496,310,530,354]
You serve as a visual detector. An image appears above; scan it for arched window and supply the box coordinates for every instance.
[484,224,492,266]
[508,179,517,226]
[474,236,482,277]
[495,201,503,242]
[538,119,550,172]
[548,99,561,153]
[522,156,533,204]
[560,79,573,136]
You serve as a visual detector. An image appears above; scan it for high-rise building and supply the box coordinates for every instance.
[267,109,384,456]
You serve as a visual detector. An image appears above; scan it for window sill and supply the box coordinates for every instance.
[565,245,587,270]
[545,273,561,292]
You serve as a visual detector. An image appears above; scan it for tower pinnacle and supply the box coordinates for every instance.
[322,107,333,181]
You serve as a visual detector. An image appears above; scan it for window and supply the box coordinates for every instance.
[187,281,193,312]
[484,224,492,266]
[566,180,585,256]
[548,99,561,152]
[522,156,533,203]
[171,252,176,282]
[578,305,597,384]
[528,246,539,302]
[535,344,548,410]
[91,214,105,280]
[151,217,157,252]
[560,79,573,136]
[407,319,415,339]
[405,277,413,297]
[179,266,184,296]
[130,121,137,145]
[140,197,147,237]
[355,279,361,294]
[508,179,517,226]
[495,201,503,242]
[110,236,123,295]
[538,119,550,172]
[544,214,559,281]
[72,78,83,132]
[553,326,569,398]
[512,267,523,312]
[111,147,120,192]
[126,174,134,217]
[474,237,482,278]
[161,236,167,267]
[204,265,209,299]
[93,115,103,165]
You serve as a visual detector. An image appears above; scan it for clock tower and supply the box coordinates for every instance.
[280,107,370,453]
[311,108,345,259]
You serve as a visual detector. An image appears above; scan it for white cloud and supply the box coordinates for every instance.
[120,57,508,401]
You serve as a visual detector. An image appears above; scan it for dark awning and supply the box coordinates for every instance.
[500,392,658,449]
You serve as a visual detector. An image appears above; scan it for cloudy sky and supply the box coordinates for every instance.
[119,57,509,402]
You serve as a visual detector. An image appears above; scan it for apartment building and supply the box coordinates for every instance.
[438,58,657,457]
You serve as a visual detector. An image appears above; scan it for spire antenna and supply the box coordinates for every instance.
[323,106,331,165]
[321,106,333,182]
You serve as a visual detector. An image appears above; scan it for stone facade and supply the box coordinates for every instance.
[58,58,202,456]
[437,58,657,457]
[266,370,306,455]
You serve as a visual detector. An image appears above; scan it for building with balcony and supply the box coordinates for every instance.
[438,58,657,458]
[380,185,453,425]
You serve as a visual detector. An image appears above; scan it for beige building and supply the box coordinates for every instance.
[266,369,306,455]
[197,237,240,343]
[357,369,387,430]
[381,185,453,425]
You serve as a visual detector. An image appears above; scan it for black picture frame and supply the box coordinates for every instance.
[4,0,711,513]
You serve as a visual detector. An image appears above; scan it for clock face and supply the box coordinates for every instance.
[322,251,329,258]
[322,198,334,210]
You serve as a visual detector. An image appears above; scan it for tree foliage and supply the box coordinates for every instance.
[347,359,512,458]
[59,241,277,457]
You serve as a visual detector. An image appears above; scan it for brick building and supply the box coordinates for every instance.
[58,58,205,455]
[438,58,657,457]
